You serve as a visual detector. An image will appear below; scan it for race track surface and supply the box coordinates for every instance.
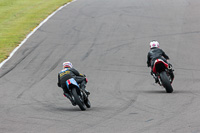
[1,0,200,133]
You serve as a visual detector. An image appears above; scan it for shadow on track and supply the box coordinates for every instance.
[142,90,167,94]
[55,107,82,112]
[141,89,192,94]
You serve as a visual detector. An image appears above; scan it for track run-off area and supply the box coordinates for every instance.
[1,0,200,133]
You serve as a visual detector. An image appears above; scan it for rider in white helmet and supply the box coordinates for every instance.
[57,61,90,105]
[147,40,172,83]
[150,40,160,49]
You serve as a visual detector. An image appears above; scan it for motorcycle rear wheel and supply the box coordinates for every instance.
[160,71,173,93]
[72,88,86,111]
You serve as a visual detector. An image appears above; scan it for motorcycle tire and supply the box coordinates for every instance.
[72,88,86,111]
[160,71,173,93]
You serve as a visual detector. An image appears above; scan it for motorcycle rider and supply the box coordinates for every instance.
[57,61,90,105]
[147,40,174,83]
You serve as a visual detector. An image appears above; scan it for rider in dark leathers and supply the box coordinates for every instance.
[147,41,174,83]
[57,61,90,105]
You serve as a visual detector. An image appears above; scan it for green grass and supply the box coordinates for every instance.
[0,0,72,63]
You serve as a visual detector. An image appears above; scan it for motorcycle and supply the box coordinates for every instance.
[152,58,174,93]
[66,78,91,111]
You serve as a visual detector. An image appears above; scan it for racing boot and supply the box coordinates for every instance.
[63,93,76,106]
[151,71,159,83]
[154,76,159,83]
[80,81,90,95]
[84,88,90,95]
[168,63,174,71]
[81,85,90,95]
[168,63,174,83]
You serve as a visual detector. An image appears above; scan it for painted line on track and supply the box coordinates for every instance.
[0,0,77,68]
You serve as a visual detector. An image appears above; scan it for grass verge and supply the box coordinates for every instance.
[0,0,72,63]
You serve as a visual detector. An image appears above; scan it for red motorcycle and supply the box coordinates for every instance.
[152,58,174,93]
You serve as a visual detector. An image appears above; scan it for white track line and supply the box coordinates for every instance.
[0,0,77,68]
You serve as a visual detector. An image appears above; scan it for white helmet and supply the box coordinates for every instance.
[150,41,159,48]
[63,61,73,69]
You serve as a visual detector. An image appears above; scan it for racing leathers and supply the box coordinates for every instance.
[57,67,89,102]
[147,47,169,68]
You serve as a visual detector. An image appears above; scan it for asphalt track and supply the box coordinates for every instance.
[1,0,200,133]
